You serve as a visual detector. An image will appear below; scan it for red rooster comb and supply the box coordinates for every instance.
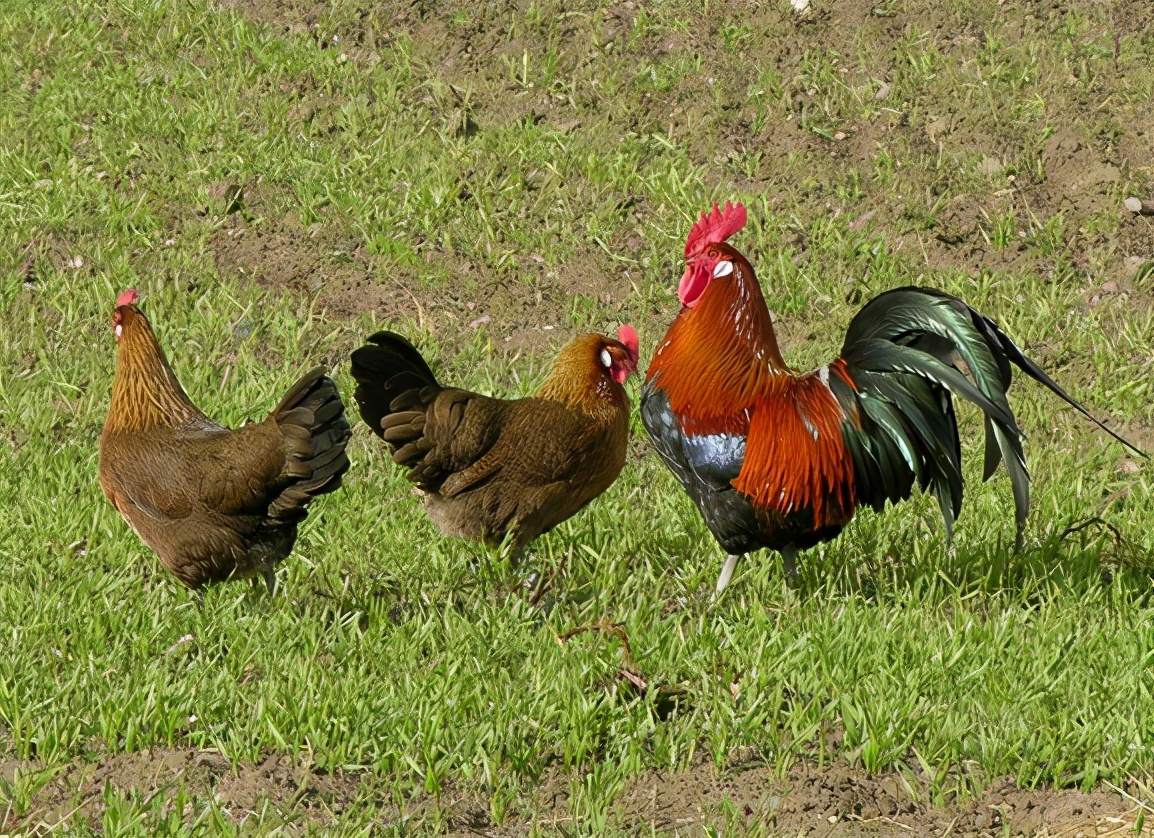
[116,288,139,308]
[684,201,747,259]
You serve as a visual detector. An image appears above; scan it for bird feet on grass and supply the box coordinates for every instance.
[711,546,799,600]
[243,568,278,597]
[523,563,565,610]
[526,570,552,607]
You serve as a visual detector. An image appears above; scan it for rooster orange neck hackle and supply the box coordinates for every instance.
[647,203,858,528]
[105,296,203,434]
[649,249,790,426]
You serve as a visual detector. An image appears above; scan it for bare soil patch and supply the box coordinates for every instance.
[612,761,1143,837]
[6,748,361,833]
[210,0,1154,367]
[210,207,637,357]
[5,748,1148,836]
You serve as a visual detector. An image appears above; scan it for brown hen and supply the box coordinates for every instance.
[349,326,639,553]
[98,289,351,592]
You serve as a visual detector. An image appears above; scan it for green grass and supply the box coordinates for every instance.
[2,0,1153,833]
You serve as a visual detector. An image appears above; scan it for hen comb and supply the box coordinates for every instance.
[116,288,139,308]
[617,324,639,365]
[684,201,747,258]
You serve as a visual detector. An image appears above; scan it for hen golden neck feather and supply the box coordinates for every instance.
[647,252,790,420]
[534,334,629,422]
[104,307,203,434]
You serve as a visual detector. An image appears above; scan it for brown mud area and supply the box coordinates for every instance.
[5,748,1147,835]
[212,0,1154,364]
[209,206,633,356]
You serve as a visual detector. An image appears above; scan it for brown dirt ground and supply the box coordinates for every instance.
[4,748,1149,836]
[209,0,1154,364]
[209,205,634,356]
[44,0,1146,832]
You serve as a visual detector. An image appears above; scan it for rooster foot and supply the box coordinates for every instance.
[781,545,799,580]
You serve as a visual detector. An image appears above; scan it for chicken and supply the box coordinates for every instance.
[349,326,639,553]
[642,202,1144,594]
[98,289,351,592]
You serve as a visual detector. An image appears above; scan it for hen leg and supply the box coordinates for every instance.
[263,568,278,596]
[715,554,742,596]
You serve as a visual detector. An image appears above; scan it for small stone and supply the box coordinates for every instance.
[833,131,846,140]
[874,82,891,100]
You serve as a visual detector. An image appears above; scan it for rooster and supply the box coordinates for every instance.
[99,289,351,592]
[642,202,1143,593]
[350,326,639,554]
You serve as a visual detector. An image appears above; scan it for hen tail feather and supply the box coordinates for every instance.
[349,331,447,480]
[269,367,352,522]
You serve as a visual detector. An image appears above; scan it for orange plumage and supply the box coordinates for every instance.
[642,202,1143,593]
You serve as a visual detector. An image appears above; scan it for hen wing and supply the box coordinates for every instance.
[102,420,291,525]
[421,393,602,496]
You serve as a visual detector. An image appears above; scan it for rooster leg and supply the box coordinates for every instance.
[715,554,742,596]
[263,568,278,596]
[780,545,799,579]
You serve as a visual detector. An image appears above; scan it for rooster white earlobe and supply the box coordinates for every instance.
[713,260,733,278]
[600,348,612,368]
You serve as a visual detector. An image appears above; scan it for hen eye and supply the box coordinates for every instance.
[600,348,612,368]
[713,260,733,278]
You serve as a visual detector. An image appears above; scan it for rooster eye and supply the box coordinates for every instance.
[600,348,612,369]
[713,260,733,278]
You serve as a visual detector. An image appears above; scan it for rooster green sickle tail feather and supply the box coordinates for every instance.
[840,287,1146,551]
